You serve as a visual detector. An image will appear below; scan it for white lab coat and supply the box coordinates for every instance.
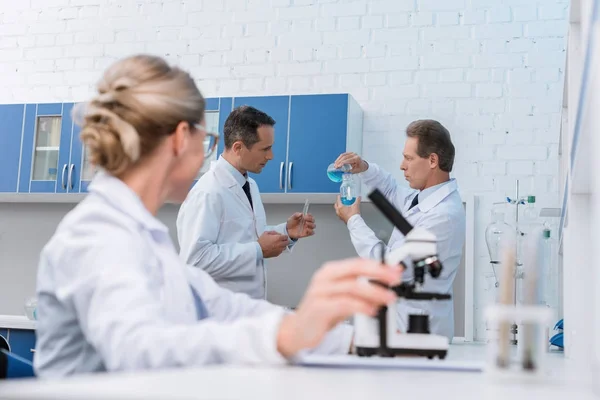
[346,163,466,340]
[33,170,352,378]
[177,157,294,299]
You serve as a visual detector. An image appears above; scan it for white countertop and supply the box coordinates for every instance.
[0,343,594,399]
[0,192,344,204]
[0,315,36,330]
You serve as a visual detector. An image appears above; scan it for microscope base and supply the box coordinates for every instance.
[355,333,450,359]
[356,346,447,359]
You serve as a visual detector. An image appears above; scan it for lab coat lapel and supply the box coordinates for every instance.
[214,163,260,237]
[214,162,254,213]
[418,179,458,213]
[231,183,253,213]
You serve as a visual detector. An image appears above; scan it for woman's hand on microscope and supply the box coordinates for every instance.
[277,257,402,358]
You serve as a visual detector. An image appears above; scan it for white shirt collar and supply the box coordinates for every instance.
[217,156,248,187]
[418,180,449,203]
[413,178,459,213]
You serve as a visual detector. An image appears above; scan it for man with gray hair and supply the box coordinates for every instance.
[177,106,315,299]
[333,119,466,341]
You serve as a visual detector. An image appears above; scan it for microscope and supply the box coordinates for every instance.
[354,189,451,359]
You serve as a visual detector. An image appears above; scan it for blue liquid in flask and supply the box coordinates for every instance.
[341,196,356,206]
[327,163,351,183]
[340,174,357,206]
[327,169,344,183]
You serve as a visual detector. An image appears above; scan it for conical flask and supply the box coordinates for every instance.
[486,205,513,265]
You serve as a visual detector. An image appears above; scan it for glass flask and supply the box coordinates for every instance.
[485,205,513,264]
[340,174,357,206]
[327,163,352,183]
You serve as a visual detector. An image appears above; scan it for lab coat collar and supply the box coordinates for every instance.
[213,157,255,213]
[217,156,248,188]
[414,178,459,213]
[87,170,169,234]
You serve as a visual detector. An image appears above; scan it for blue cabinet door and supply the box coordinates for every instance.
[0,104,25,193]
[7,329,36,363]
[232,96,290,193]
[205,97,220,112]
[287,94,349,193]
[21,103,70,193]
[56,103,75,193]
[18,104,37,193]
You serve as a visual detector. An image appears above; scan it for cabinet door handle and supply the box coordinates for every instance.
[68,164,75,190]
[287,162,293,190]
[279,162,284,190]
[61,164,68,189]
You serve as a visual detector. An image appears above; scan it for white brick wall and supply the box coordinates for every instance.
[0,0,567,341]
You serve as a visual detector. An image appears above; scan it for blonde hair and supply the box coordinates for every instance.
[75,54,206,177]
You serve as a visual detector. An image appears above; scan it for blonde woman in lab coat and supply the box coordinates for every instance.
[33,55,402,377]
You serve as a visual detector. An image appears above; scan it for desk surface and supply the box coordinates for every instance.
[0,343,595,400]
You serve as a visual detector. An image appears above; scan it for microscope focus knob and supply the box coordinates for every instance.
[422,256,443,278]
[407,315,430,334]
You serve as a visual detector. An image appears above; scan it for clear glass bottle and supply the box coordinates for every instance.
[24,296,37,321]
[518,195,539,279]
[522,196,538,231]
[327,163,351,183]
[485,205,513,265]
[340,174,357,206]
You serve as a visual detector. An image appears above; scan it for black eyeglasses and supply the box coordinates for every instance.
[194,124,219,158]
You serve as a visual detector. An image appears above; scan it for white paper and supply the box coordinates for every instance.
[297,354,484,372]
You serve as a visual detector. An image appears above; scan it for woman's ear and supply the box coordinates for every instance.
[171,121,191,157]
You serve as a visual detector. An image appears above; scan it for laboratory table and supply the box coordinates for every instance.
[0,343,595,399]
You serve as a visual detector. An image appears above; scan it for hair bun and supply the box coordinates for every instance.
[78,103,141,176]
[76,54,206,178]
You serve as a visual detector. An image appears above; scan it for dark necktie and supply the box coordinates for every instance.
[242,181,253,210]
[409,194,419,210]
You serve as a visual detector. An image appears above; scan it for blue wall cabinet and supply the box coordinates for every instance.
[0,104,25,192]
[0,93,362,198]
[17,103,85,194]
[232,96,290,193]
[287,94,362,193]
[225,94,363,194]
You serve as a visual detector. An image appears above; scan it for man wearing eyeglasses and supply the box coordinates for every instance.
[177,106,316,300]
